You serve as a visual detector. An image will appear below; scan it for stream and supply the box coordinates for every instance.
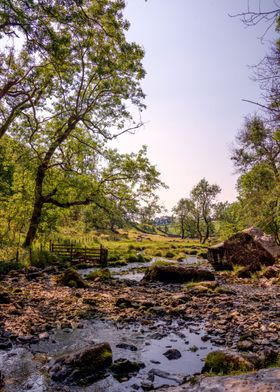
[80,255,203,282]
[0,257,221,392]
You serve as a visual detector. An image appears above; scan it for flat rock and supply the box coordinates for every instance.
[155,367,280,391]
[143,264,215,283]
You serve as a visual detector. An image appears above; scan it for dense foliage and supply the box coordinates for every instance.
[0,1,165,248]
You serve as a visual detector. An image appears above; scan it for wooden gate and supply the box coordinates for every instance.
[49,241,108,266]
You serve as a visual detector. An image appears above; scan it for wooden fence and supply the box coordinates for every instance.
[49,241,108,266]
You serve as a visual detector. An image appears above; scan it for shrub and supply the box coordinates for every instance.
[30,249,63,269]
[165,251,175,259]
[0,260,24,275]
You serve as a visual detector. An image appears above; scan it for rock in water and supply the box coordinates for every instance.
[143,263,215,283]
[202,350,254,375]
[110,358,145,379]
[48,342,112,384]
[163,349,182,360]
[208,227,280,271]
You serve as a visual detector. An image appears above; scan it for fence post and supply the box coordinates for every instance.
[84,246,87,262]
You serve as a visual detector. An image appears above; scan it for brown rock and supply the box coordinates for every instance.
[143,263,215,283]
[49,342,112,384]
[208,227,280,271]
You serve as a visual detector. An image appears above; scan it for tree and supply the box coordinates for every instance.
[236,163,280,244]
[231,116,280,180]
[230,1,280,243]
[172,179,221,243]
[214,201,244,240]
[137,196,163,225]
[172,198,195,239]
[0,1,167,247]
[231,3,280,38]
[190,178,221,243]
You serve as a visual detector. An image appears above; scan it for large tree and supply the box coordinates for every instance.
[0,1,166,247]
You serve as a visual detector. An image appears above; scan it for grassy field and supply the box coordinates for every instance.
[0,224,209,274]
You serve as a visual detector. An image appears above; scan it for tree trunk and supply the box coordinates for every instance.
[23,166,46,247]
[196,218,202,243]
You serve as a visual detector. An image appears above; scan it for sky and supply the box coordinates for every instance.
[110,0,278,212]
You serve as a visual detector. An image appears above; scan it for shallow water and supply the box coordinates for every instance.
[80,256,203,282]
[0,318,219,392]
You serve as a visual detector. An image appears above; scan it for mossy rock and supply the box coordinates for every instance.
[202,350,254,375]
[86,268,111,282]
[143,263,215,283]
[57,268,88,288]
[49,342,112,384]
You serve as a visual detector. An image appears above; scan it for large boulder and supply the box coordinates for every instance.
[208,227,280,271]
[143,263,215,283]
[48,342,112,384]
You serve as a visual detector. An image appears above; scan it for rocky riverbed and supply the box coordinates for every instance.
[0,260,279,391]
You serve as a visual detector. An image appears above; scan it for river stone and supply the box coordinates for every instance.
[143,264,215,283]
[208,227,280,271]
[110,358,145,379]
[202,350,254,375]
[163,348,182,360]
[57,268,88,289]
[48,342,112,384]
[155,367,280,392]
[116,342,138,351]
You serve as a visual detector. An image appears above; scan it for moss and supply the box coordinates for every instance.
[202,351,254,376]
[108,259,127,267]
[86,268,111,282]
[100,348,113,365]
[154,251,162,257]
[74,262,92,269]
[186,281,219,290]
[68,280,78,288]
[126,253,138,263]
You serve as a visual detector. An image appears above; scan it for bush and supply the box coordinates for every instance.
[165,251,175,259]
[30,249,64,269]
[0,260,24,275]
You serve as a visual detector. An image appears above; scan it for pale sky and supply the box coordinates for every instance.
[111,0,278,212]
